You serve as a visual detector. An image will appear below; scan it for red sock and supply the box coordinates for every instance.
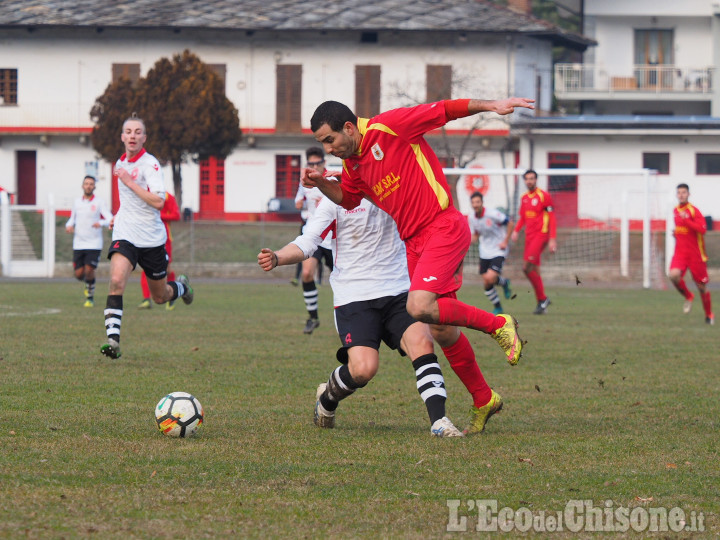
[140,272,150,299]
[701,291,712,317]
[437,297,504,333]
[168,270,176,282]
[441,332,491,408]
[526,269,546,302]
[675,279,692,300]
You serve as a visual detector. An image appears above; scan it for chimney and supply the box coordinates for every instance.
[507,0,532,16]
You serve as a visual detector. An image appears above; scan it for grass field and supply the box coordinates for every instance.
[0,279,717,538]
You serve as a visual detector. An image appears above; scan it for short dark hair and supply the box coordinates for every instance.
[310,101,357,133]
[677,183,690,191]
[305,146,324,161]
[470,191,484,201]
[523,169,538,179]
[83,175,96,183]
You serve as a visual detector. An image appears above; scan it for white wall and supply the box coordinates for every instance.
[0,27,530,214]
[520,133,720,221]
[586,0,713,17]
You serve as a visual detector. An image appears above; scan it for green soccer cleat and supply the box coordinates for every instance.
[491,314,523,366]
[137,298,152,309]
[492,305,503,315]
[502,279,512,299]
[464,390,503,435]
[100,338,121,359]
[177,275,194,305]
[313,383,335,429]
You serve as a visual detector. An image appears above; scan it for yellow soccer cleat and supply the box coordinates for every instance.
[138,298,152,309]
[464,390,503,435]
[83,298,94,308]
[491,314,523,365]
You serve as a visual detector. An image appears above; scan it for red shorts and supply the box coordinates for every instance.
[670,252,709,284]
[165,238,173,262]
[405,209,470,299]
[524,234,549,265]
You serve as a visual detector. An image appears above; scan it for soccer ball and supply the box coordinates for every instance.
[154,392,204,438]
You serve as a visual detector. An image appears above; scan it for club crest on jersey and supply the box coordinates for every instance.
[531,198,539,206]
[371,143,384,161]
[131,168,139,179]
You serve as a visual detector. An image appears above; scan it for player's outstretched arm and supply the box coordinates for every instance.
[468,97,535,116]
[257,245,305,271]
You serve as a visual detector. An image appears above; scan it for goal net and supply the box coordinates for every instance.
[447,167,668,289]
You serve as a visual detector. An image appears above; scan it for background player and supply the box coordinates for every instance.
[511,169,557,315]
[138,191,181,311]
[303,97,534,367]
[65,175,112,307]
[668,183,713,325]
[101,114,194,359]
[292,147,336,334]
[259,197,465,437]
[468,191,514,315]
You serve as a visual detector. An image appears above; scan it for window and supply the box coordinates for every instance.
[642,152,669,175]
[112,63,140,86]
[276,65,302,132]
[0,69,18,104]
[355,65,380,118]
[426,65,452,103]
[276,154,301,199]
[634,29,674,89]
[696,153,720,175]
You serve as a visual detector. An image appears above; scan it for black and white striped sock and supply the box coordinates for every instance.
[302,281,319,319]
[320,365,364,412]
[497,276,508,287]
[104,295,123,343]
[484,286,501,309]
[412,353,447,424]
[85,279,95,300]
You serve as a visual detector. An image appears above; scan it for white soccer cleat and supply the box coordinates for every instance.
[430,416,464,438]
[683,299,693,314]
[314,383,335,428]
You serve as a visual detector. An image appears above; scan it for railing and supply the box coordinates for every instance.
[555,64,713,96]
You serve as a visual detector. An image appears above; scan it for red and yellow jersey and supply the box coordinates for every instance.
[338,101,454,240]
[514,188,556,239]
[674,203,708,262]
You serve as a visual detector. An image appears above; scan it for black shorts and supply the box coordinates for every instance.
[108,240,169,280]
[73,249,101,269]
[333,292,416,364]
[479,256,505,275]
[312,246,333,271]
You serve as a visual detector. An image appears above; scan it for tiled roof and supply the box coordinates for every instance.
[0,0,594,48]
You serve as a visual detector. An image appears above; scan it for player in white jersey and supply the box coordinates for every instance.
[468,192,514,315]
[258,198,466,437]
[291,147,336,334]
[100,114,194,360]
[65,175,112,307]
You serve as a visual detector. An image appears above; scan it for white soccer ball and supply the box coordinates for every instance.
[154,391,204,438]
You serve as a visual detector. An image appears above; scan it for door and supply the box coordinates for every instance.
[199,156,225,219]
[17,151,37,205]
[547,152,578,228]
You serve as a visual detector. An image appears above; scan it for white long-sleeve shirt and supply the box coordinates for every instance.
[291,197,409,307]
[65,195,112,250]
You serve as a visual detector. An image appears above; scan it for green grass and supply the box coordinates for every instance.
[0,280,718,538]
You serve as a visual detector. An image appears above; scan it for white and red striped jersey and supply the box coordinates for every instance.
[65,195,112,250]
[291,197,409,307]
[112,148,167,248]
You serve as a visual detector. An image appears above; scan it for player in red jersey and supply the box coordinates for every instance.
[511,169,557,315]
[668,183,713,325]
[138,192,181,311]
[303,97,532,431]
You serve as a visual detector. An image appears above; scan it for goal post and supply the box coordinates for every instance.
[444,167,662,288]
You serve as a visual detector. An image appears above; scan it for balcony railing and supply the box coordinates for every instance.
[555,64,713,97]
